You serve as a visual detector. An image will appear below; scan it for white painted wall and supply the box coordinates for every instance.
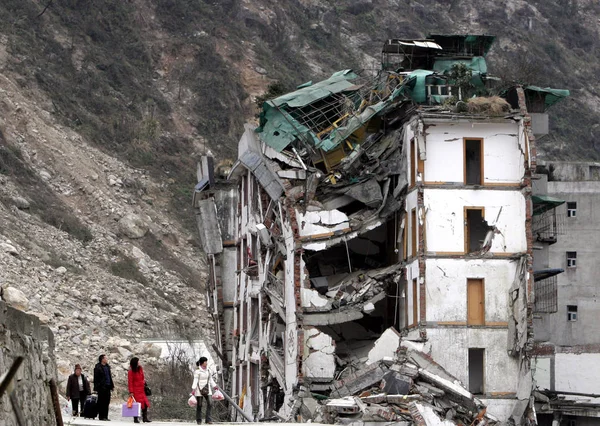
[424,188,526,253]
[405,190,419,257]
[281,204,299,414]
[425,258,516,323]
[427,328,519,394]
[406,259,420,325]
[480,399,517,423]
[555,353,600,394]
[532,356,552,390]
[423,121,523,184]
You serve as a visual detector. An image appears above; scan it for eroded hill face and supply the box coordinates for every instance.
[0,0,598,397]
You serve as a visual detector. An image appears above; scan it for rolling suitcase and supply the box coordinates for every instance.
[83,394,98,419]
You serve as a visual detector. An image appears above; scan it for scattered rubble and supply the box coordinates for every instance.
[319,332,497,426]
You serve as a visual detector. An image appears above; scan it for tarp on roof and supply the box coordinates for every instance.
[524,86,570,109]
[269,69,359,108]
[532,194,565,216]
[256,70,360,152]
[392,70,435,104]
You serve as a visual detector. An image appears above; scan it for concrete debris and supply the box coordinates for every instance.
[320,343,497,426]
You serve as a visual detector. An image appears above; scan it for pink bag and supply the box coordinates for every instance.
[122,401,141,417]
[212,389,224,401]
[188,394,198,407]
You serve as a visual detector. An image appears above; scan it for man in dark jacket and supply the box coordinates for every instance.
[93,354,114,421]
[66,364,91,416]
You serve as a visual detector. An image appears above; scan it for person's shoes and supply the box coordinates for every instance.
[134,417,140,423]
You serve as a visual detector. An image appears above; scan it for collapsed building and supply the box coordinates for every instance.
[193,35,569,425]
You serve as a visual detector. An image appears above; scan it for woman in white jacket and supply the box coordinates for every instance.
[191,357,217,424]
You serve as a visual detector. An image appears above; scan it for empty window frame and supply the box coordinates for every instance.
[412,278,418,326]
[465,208,489,253]
[411,208,417,257]
[404,280,409,328]
[468,348,485,394]
[467,278,485,326]
[464,138,483,185]
[410,138,416,187]
[567,251,577,268]
[567,305,578,322]
[567,202,577,218]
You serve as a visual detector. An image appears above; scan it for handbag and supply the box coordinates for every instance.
[200,384,209,396]
[144,382,152,396]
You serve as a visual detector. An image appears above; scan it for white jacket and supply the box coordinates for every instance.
[191,366,216,396]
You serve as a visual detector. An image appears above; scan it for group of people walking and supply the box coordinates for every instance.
[66,355,217,424]
[66,354,151,422]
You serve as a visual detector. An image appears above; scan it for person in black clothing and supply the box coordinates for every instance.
[93,354,114,421]
[66,364,91,416]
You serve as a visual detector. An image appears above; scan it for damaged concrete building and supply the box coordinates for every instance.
[193,35,568,425]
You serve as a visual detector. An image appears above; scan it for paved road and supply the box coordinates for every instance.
[67,421,315,426]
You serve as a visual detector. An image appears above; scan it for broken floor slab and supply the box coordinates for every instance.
[367,327,402,365]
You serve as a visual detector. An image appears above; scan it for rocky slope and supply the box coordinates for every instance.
[0,68,210,392]
[0,0,598,401]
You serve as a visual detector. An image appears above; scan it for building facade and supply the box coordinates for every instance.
[533,161,600,425]
[194,35,568,424]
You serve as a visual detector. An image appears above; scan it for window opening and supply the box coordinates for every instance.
[412,278,418,326]
[465,208,490,253]
[567,202,577,218]
[467,279,485,325]
[411,208,417,257]
[465,139,483,185]
[567,251,577,268]
[410,138,416,187]
[567,305,578,322]
[468,348,485,394]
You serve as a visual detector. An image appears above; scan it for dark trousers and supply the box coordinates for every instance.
[71,396,85,414]
[97,389,111,419]
[196,394,211,423]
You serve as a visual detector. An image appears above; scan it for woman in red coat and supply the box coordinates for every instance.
[128,357,151,423]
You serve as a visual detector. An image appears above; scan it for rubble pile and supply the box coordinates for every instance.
[318,335,498,426]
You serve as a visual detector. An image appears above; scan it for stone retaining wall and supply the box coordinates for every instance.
[0,301,58,426]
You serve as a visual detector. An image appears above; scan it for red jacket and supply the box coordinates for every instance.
[128,366,150,409]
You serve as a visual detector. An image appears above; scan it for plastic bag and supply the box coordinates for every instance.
[62,402,72,417]
[212,389,224,401]
[127,396,134,409]
[188,394,198,407]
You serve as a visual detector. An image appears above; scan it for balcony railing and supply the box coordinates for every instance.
[534,275,558,313]
[532,211,565,244]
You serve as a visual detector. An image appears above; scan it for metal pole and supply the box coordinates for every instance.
[0,357,24,398]
[49,378,64,426]
[216,386,254,422]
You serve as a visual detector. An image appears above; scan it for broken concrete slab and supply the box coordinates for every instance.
[380,370,412,395]
[409,401,457,426]
[332,363,387,398]
[366,327,401,365]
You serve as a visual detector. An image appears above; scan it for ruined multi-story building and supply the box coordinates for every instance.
[194,35,568,424]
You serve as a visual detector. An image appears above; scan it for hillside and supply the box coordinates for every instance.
[0,0,599,413]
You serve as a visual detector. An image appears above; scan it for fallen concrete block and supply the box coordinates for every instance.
[332,363,387,397]
[380,370,411,395]
[409,401,457,426]
[366,327,401,365]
